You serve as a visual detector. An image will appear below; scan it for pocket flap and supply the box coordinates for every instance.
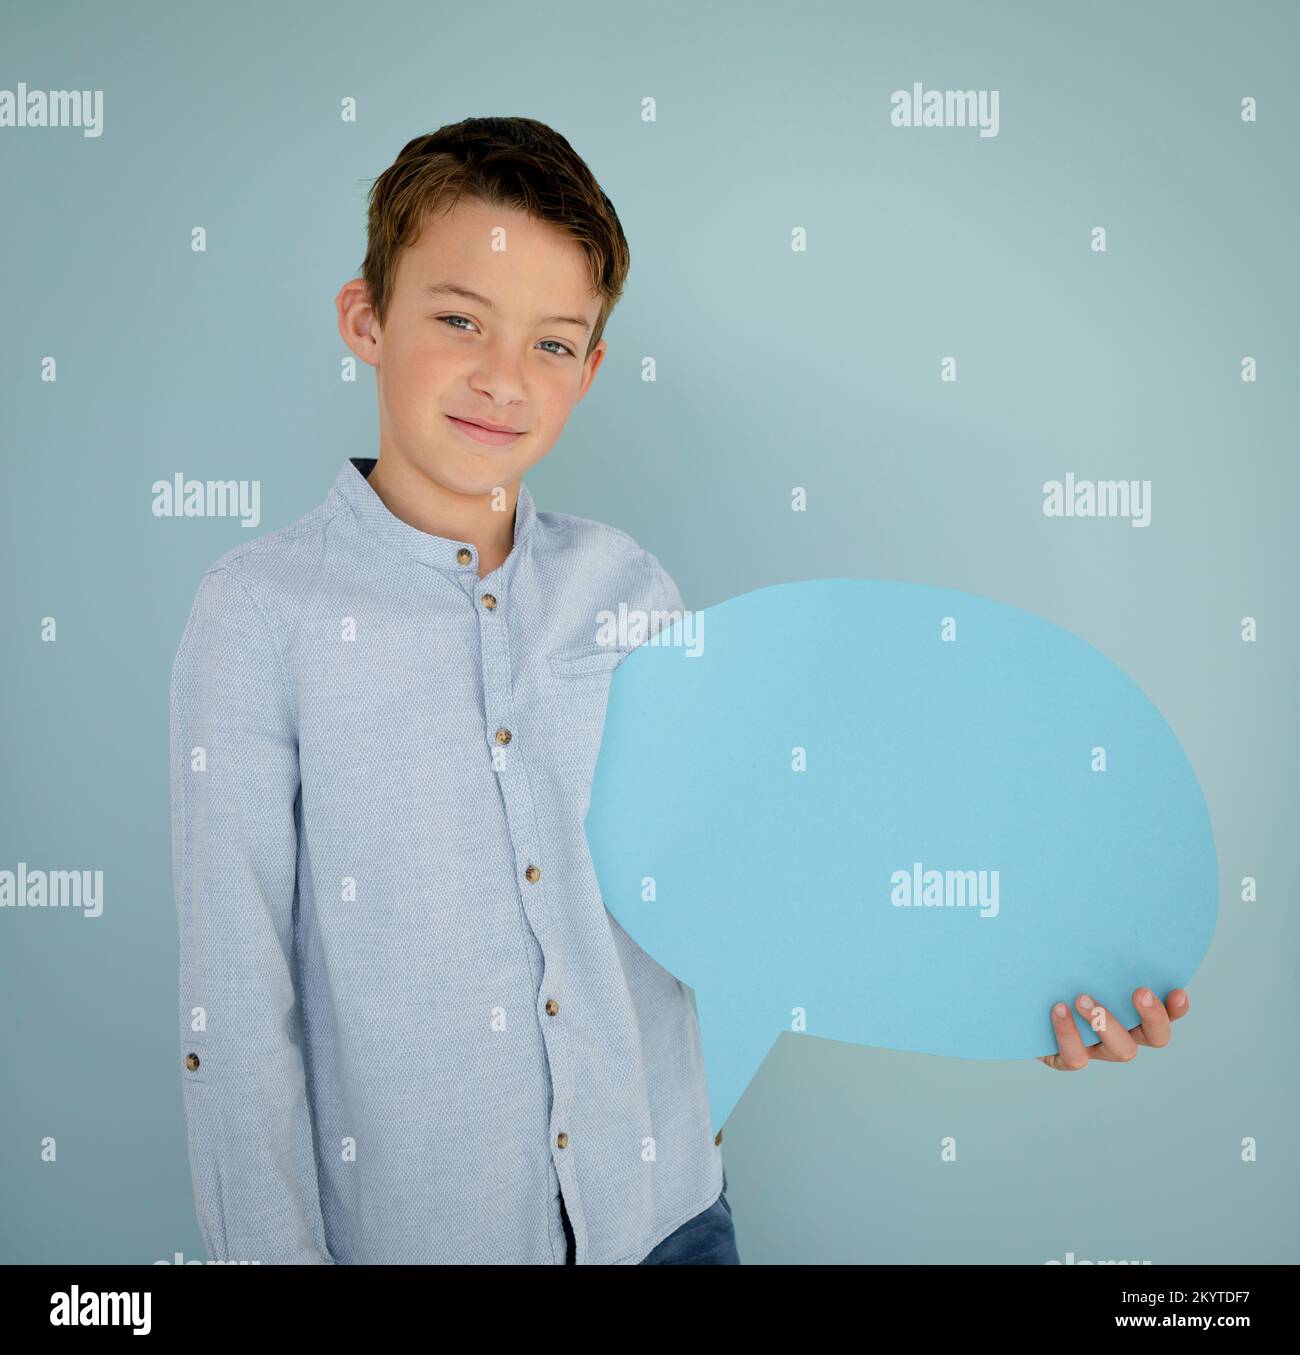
[548,644,633,677]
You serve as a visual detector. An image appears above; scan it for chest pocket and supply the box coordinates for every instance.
[548,644,634,679]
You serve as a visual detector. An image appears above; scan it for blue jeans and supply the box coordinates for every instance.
[560,1170,740,1264]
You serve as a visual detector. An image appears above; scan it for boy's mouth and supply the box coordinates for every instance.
[445,414,525,448]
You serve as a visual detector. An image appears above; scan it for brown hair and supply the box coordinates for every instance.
[360,116,630,359]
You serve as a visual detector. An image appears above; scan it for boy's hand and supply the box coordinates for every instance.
[1038,988,1190,1070]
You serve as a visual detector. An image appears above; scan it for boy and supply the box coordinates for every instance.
[169,117,737,1265]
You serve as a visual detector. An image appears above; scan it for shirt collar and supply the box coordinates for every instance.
[330,456,536,574]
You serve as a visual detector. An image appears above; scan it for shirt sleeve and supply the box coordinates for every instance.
[649,559,686,642]
[169,566,334,1264]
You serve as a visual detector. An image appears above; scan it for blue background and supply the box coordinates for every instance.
[0,0,1295,1263]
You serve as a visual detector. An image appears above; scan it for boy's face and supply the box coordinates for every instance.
[337,196,607,497]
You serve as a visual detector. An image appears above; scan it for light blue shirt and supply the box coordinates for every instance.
[169,456,723,1264]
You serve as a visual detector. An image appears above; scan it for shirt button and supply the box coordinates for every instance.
[184,1053,201,1071]
[494,727,512,745]
[544,998,558,1016]
[481,593,497,610]
[524,865,541,883]
[456,547,472,565]
[556,1132,569,1149]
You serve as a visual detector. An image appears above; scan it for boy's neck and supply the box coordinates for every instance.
[366,453,518,579]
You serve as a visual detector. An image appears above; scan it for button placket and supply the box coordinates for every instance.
[472,574,578,1185]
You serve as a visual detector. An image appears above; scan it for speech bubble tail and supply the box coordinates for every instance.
[693,989,779,1136]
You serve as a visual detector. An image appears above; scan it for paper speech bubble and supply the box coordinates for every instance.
[587,579,1218,1135]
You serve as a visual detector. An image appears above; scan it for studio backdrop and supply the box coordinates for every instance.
[0,0,1295,1265]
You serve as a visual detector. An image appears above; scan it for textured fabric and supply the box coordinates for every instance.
[560,1168,740,1264]
[637,1167,740,1265]
[169,455,723,1265]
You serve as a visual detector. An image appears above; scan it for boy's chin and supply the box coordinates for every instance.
[446,440,553,487]
[433,450,534,497]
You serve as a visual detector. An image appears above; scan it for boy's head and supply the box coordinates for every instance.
[337,116,630,500]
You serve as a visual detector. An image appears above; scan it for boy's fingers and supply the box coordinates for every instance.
[1131,987,1173,1048]
[1040,1002,1089,1071]
[1075,994,1139,1062]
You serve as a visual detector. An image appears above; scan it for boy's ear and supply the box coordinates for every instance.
[336,277,380,367]
[576,338,608,401]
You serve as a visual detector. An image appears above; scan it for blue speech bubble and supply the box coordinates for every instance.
[587,579,1219,1134]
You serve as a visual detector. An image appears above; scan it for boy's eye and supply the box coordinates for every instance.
[438,315,574,359]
